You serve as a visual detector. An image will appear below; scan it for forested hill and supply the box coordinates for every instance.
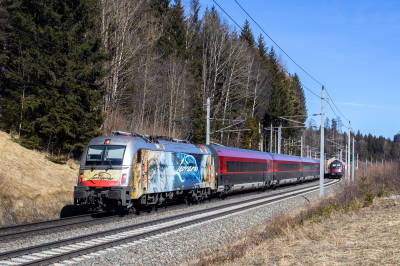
[0,0,306,155]
[0,0,397,162]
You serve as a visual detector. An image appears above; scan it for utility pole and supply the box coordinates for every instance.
[352,137,355,182]
[259,122,263,152]
[206,97,210,145]
[320,86,325,198]
[345,144,347,178]
[357,154,358,169]
[301,136,303,157]
[270,124,272,153]
[278,124,282,154]
[274,130,277,153]
[307,145,309,158]
[347,122,351,183]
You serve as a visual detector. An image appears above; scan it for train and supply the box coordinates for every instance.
[73,131,320,212]
[328,159,344,179]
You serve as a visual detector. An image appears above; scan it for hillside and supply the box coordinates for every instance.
[0,131,79,226]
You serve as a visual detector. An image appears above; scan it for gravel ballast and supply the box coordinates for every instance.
[67,180,341,266]
[0,179,341,266]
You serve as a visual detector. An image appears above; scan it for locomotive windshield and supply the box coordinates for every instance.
[332,162,341,169]
[86,145,126,166]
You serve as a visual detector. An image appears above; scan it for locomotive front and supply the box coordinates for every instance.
[73,132,217,212]
[330,160,343,178]
[73,135,138,212]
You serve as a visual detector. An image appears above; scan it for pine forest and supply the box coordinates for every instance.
[0,0,398,162]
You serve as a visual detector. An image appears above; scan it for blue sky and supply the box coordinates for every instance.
[189,0,400,140]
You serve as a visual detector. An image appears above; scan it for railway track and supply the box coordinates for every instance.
[0,179,340,266]
[0,179,325,242]
[0,212,131,241]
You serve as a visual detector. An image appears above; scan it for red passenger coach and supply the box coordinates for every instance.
[211,146,274,193]
[271,154,302,185]
[206,145,320,195]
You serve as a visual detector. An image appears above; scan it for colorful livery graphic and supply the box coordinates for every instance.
[73,132,320,212]
[141,151,214,193]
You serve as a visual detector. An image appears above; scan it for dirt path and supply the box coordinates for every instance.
[220,199,400,265]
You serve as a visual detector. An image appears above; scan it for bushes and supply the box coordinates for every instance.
[190,163,399,266]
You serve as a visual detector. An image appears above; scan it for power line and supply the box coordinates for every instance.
[233,0,351,122]
[233,0,324,87]
[212,0,321,100]
[325,87,350,122]
[0,21,100,63]
[280,67,321,99]
[212,1,243,31]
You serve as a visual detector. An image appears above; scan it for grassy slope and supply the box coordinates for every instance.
[0,131,79,226]
[187,164,400,266]
[219,199,400,265]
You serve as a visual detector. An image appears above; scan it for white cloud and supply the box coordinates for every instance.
[335,101,400,110]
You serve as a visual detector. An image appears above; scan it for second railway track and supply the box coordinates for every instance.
[0,179,328,242]
[0,179,340,266]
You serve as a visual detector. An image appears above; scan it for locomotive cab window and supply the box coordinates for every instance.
[86,145,126,166]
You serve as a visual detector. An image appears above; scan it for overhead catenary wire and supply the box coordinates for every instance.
[233,0,323,87]
[324,87,350,122]
[232,0,351,123]
[212,0,321,100]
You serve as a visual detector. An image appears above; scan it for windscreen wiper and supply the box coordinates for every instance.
[107,160,113,170]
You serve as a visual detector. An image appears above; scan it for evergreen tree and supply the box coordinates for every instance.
[190,93,206,144]
[240,19,255,48]
[264,47,304,139]
[156,0,185,57]
[292,73,307,120]
[149,0,171,19]
[257,34,267,62]
[1,0,106,155]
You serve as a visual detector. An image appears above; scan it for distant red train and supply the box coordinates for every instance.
[329,160,344,178]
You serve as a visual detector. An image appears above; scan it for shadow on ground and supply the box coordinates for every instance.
[60,204,90,218]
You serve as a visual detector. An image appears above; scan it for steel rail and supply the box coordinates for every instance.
[18,179,340,266]
[0,214,93,234]
[0,180,329,241]
[0,179,339,265]
[0,213,131,241]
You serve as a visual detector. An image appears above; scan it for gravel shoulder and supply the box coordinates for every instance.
[65,179,340,266]
[214,196,400,266]
[0,179,329,254]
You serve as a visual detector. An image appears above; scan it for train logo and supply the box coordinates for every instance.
[90,172,113,181]
[176,155,199,182]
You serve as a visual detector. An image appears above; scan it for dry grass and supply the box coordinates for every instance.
[216,199,400,266]
[187,163,400,266]
[0,131,79,226]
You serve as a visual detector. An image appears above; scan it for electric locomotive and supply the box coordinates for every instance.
[329,160,344,178]
[73,131,320,212]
